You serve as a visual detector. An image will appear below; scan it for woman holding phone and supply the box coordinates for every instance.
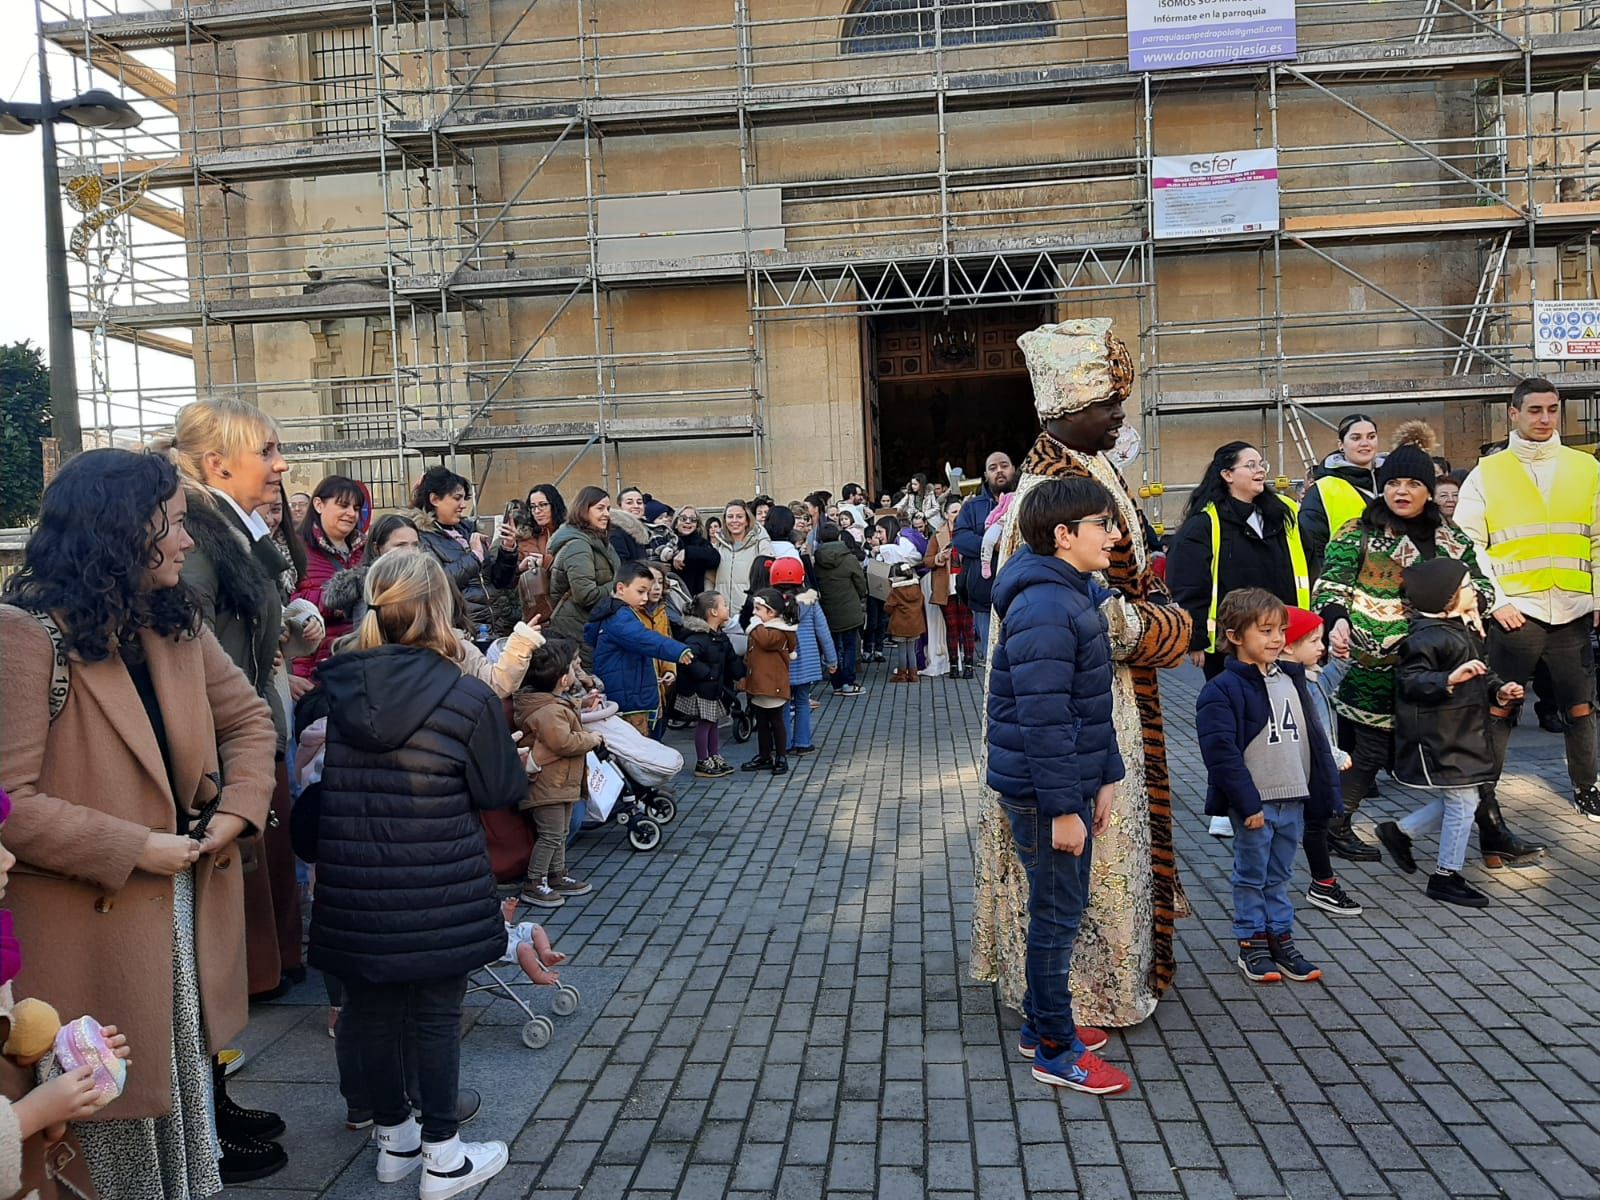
[506,484,566,626]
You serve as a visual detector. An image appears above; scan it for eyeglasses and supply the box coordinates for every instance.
[1228,459,1270,475]
[1073,516,1119,532]
[529,500,551,509]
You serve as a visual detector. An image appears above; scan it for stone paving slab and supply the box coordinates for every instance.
[223,660,1600,1199]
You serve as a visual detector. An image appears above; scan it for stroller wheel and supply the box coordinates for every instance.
[628,818,662,852]
[552,985,580,1017]
[644,794,677,824]
[521,1016,553,1049]
[733,711,754,743]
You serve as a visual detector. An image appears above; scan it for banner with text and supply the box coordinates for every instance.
[1128,0,1297,72]
[1534,301,1600,360]
[1152,150,1279,240]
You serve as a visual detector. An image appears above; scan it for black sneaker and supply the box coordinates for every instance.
[219,1135,288,1185]
[1236,934,1282,983]
[1426,870,1490,908]
[1574,786,1600,824]
[412,1089,481,1127]
[1374,821,1417,874]
[790,745,815,756]
[693,757,721,778]
[1304,879,1363,915]
[1266,932,1323,982]
[1539,711,1570,734]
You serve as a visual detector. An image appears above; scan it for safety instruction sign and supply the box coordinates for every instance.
[1534,301,1600,360]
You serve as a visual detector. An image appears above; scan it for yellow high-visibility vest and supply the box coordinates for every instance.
[1479,448,1600,599]
[1203,497,1311,653]
[1311,475,1368,541]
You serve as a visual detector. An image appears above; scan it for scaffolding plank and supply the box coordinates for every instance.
[1155,371,1600,414]
[102,326,192,359]
[1284,204,1523,240]
[43,1,460,51]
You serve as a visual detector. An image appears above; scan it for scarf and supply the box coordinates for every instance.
[310,520,367,563]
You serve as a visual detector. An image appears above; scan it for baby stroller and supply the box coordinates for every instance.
[579,702,682,851]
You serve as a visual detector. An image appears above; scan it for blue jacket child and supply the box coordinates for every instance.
[1196,656,1343,822]
[585,594,692,716]
[985,546,1124,819]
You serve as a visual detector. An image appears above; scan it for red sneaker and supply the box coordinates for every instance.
[1016,1023,1108,1059]
[1032,1048,1133,1095]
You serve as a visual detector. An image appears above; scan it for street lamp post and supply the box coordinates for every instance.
[1,13,144,458]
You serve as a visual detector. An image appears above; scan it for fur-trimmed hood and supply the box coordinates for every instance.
[680,614,716,636]
[609,508,652,547]
[323,563,369,620]
[183,485,284,621]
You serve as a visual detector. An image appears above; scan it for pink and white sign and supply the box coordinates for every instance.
[1128,0,1297,72]
[1151,150,1280,240]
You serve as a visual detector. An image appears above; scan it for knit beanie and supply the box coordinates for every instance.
[1283,607,1323,647]
[1403,557,1469,615]
[1376,420,1438,496]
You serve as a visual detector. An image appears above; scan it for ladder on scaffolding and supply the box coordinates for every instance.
[1452,231,1513,376]
[1283,397,1319,484]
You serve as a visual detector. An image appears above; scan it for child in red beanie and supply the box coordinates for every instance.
[1279,608,1364,917]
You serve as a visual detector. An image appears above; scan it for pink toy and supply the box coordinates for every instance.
[54,1016,127,1105]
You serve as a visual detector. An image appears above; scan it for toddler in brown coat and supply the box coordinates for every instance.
[885,563,928,682]
[512,636,604,910]
[740,588,799,776]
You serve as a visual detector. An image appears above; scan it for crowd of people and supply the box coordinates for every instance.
[0,318,1595,1193]
[979,318,1599,1101]
[0,391,1016,1199]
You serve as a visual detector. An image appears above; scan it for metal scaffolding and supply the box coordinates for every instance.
[34,0,1600,506]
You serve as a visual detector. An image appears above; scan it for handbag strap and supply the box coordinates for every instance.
[30,609,70,722]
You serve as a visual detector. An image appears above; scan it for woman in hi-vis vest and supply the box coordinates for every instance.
[1166,441,1311,682]
[1300,414,1381,582]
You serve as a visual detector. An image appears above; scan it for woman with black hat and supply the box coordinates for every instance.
[1311,422,1497,861]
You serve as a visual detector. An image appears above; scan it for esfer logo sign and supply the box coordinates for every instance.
[1152,149,1280,240]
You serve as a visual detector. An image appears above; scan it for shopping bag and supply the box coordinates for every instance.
[585,752,626,821]
[866,558,892,602]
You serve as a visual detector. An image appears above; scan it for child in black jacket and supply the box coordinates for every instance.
[675,591,746,778]
[1377,558,1522,909]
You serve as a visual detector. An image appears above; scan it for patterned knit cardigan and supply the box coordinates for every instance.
[1310,516,1495,730]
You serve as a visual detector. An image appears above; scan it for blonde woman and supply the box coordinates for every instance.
[154,397,310,1181]
[307,552,522,1197]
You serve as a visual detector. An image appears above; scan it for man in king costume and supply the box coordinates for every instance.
[970,318,1193,1027]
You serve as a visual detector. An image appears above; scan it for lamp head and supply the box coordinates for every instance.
[57,90,143,131]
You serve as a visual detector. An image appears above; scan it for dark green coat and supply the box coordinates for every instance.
[180,488,289,746]
[814,540,868,632]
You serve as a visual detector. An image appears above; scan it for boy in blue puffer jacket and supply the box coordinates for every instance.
[986,477,1131,1098]
[771,556,837,754]
[1197,587,1342,986]
[585,562,694,735]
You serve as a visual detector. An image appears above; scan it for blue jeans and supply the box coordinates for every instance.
[786,690,814,748]
[831,630,859,688]
[1001,798,1093,1053]
[973,608,992,663]
[1230,801,1305,939]
[1398,786,1476,872]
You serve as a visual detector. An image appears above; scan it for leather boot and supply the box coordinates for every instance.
[1326,813,1381,862]
[1475,792,1545,869]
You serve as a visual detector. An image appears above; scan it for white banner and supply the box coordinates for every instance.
[1151,149,1279,240]
[1534,301,1600,360]
[1127,0,1297,72]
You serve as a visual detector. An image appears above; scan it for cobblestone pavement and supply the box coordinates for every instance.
[229,659,1600,1200]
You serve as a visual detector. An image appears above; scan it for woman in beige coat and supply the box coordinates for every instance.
[0,450,276,1198]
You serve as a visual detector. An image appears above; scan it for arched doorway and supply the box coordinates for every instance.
[864,305,1045,494]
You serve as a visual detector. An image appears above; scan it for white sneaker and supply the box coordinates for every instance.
[375,1117,423,1182]
[419,1135,508,1199]
[1208,815,1234,839]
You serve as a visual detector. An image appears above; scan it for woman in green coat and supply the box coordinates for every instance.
[547,486,621,667]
